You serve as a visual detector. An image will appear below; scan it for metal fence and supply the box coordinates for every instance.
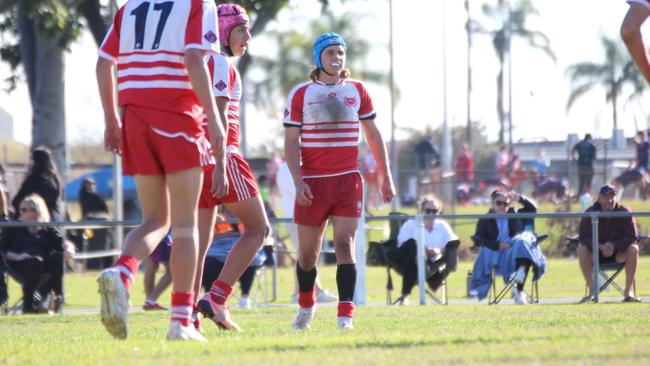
[2,210,648,305]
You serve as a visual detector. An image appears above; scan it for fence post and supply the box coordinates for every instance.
[591,213,600,303]
[416,214,426,305]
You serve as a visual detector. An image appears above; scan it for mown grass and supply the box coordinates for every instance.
[1,303,649,365]
[5,257,650,310]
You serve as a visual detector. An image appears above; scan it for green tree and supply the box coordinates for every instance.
[0,0,107,175]
[473,0,554,144]
[566,35,646,131]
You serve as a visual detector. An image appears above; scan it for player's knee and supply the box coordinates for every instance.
[576,245,590,261]
[173,226,199,241]
[627,244,639,257]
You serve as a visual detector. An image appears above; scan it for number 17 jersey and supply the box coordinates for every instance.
[99,0,219,121]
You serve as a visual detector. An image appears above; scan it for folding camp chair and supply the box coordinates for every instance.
[371,212,460,305]
[471,234,547,305]
[566,236,637,298]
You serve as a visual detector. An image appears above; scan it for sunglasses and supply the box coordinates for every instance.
[424,208,439,215]
[494,200,510,207]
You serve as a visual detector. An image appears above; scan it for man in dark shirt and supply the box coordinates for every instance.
[578,185,640,302]
[572,133,597,196]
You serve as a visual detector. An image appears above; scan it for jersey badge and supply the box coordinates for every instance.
[328,92,337,99]
[204,31,218,43]
[215,80,227,91]
[345,96,356,106]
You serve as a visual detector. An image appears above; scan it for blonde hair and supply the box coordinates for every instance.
[419,194,442,212]
[20,194,50,223]
[309,68,351,82]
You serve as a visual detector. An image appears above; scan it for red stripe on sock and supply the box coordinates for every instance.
[171,291,194,326]
[338,302,354,318]
[298,290,316,309]
[210,279,233,305]
[115,255,138,290]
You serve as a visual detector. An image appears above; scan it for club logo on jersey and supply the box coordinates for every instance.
[284,108,290,118]
[345,96,356,106]
[204,31,218,43]
[215,80,227,91]
[328,92,337,99]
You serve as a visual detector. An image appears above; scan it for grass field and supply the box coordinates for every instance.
[2,258,650,365]
[2,199,650,365]
[1,297,649,365]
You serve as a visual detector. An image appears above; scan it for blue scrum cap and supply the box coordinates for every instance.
[312,32,347,69]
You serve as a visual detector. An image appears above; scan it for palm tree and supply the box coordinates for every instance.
[566,35,646,131]
[474,0,555,144]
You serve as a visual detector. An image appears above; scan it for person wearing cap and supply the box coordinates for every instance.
[195,3,271,333]
[468,189,546,305]
[578,185,640,302]
[283,32,396,330]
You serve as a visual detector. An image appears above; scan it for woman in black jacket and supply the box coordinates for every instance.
[11,147,63,221]
[1,194,65,313]
[470,189,545,304]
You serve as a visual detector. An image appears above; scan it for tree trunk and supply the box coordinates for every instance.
[496,64,505,145]
[18,11,67,179]
[78,0,109,46]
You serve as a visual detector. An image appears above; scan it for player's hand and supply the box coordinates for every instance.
[380,178,396,204]
[211,162,228,198]
[295,180,313,207]
[104,118,122,154]
[499,242,511,251]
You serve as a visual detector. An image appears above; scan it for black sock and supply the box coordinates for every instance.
[336,263,357,302]
[296,263,317,293]
[515,259,532,292]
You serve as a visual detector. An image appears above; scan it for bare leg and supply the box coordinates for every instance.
[166,167,203,293]
[618,244,639,297]
[143,258,158,299]
[148,264,172,302]
[122,175,170,260]
[577,245,593,292]
[288,222,325,294]
[218,196,270,285]
[195,207,218,302]
[297,221,328,270]
[330,216,359,265]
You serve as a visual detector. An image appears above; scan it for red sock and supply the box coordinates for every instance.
[298,289,316,309]
[171,291,194,327]
[114,256,138,290]
[209,279,233,305]
[338,301,354,318]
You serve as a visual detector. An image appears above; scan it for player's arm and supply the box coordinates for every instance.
[622,2,650,83]
[284,127,312,206]
[96,57,121,154]
[185,49,225,163]
[361,119,396,204]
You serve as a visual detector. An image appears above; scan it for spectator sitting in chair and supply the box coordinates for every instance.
[578,184,640,303]
[201,207,270,309]
[393,194,458,305]
[469,189,546,305]
[0,194,74,313]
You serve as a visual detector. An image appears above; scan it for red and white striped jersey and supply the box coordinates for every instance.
[99,0,219,121]
[206,53,242,149]
[283,79,376,178]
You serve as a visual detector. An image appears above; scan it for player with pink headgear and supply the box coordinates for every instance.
[193,3,271,332]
